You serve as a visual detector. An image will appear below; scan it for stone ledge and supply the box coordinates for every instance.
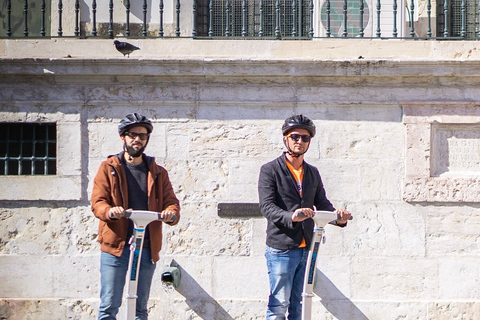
[3,59,480,90]
[2,39,480,61]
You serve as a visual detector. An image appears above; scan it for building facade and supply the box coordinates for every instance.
[1,1,480,319]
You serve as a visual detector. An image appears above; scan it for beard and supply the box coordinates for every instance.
[124,142,145,158]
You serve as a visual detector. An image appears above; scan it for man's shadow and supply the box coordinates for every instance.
[173,261,234,320]
[314,270,369,320]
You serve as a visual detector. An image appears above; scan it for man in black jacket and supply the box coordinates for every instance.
[258,114,351,320]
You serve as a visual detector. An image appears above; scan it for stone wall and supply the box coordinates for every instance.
[0,39,480,319]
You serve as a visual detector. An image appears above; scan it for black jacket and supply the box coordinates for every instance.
[258,152,335,250]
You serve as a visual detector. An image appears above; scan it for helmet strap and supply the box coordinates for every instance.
[287,150,302,157]
[283,137,309,158]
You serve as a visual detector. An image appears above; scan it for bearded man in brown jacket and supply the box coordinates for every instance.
[91,113,180,320]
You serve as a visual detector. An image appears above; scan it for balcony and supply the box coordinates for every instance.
[0,0,478,40]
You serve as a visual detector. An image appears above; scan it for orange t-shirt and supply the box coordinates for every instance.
[286,161,307,248]
[286,161,303,196]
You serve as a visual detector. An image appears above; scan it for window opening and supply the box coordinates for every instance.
[437,0,478,38]
[196,0,312,38]
[320,0,370,37]
[0,0,52,37]
[0,123,57,175]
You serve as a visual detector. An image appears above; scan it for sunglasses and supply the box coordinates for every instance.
[124,132,150,140]
[287,133,311,143]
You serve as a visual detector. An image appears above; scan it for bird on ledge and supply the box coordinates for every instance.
[114,40,140,58]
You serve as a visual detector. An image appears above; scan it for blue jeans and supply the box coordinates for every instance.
[265,246,308,320]
[98,245,156,320]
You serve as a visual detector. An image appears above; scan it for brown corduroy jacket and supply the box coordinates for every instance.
[91,152,180,263]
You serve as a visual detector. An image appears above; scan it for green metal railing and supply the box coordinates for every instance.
[0,123,57,176]
[194,0,313,38]
[0,0,477,39]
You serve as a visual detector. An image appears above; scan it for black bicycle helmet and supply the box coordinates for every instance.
[118,113,153,136]
[281,114,316,137]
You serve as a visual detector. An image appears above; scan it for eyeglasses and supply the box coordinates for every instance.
[286,133,311,143]
[124,132,150,140]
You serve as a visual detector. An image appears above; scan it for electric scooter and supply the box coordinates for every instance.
[297,210,353,320]
[123,210,176,320]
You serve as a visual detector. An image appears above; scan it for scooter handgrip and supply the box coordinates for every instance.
[337,213,353,221]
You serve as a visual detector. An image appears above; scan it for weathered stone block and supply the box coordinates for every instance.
[331,301,426,320]
[403,102,480,202]
[315,258,352,299]
[229,159,262,202]
[427,302,480,320]
[426,206,480,256]
[0,207,96,256]
[359,159,404,201]
[439,258,480,299]
[0,256,55,298]
[350,257,437,300]
[161,203,253,257]
[212,256,269,298]
[51,255,100,298]
[165,160,229,202]
[317,158,362,203]
[339,202,426,258]
[0,299,67,320]
[152,256,215,298]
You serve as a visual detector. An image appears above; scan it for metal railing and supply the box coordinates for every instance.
[0,0,477,39]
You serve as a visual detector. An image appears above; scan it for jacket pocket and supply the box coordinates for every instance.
[100,224,122,248]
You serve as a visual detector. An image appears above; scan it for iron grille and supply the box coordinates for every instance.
[437,0,479,38]
[196,0,312,38]
[320,0,370,37]
[0,123,57,175]
[0,0,52,37]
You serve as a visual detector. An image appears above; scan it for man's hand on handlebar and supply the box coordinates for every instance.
[292,208,353,225]
[292,208,314,222]
[109,206,126,219]
[335,209,351,226]
[161,209,177,223]
[118,209,177,223]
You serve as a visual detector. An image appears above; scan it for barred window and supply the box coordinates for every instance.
[320,0,370,37]
[437,0,478,38]
[196,0,312,38]
[0,0,52,37]
[0,123,56,175]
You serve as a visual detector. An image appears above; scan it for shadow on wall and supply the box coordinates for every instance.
[175,262,234,320]
[315,270,369,320]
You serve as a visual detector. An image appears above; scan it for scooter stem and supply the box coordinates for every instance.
[300,210,352,320]
[124,210,176,320]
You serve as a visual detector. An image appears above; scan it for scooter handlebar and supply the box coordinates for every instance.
[124,210,177,222]
[295,211,353,220]
[295,210,353,224]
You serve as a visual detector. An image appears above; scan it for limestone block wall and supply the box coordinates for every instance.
[0,39,480,320]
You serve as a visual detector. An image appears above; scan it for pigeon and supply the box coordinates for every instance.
[114,40,140,58]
